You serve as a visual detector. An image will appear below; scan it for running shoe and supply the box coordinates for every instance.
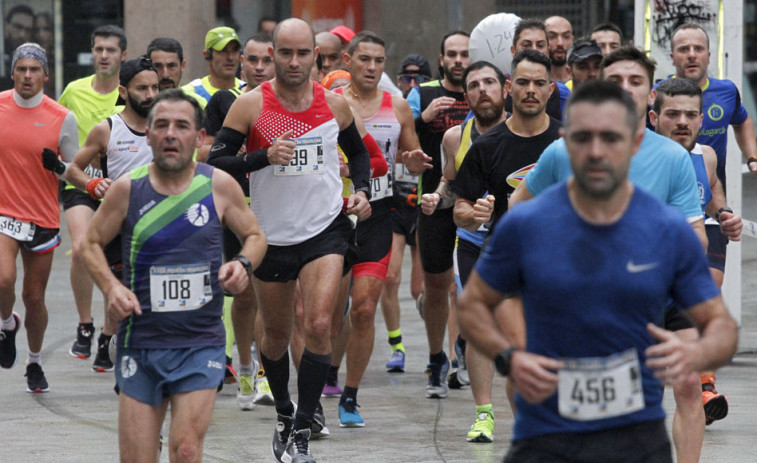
[237,374,255,411]
[448,359,464,389]
[386,349,405,373]
[338,397,365,427]
[224,355,237,384]
[467,411,494,443]
[425,354,450,399]
[416,293,424,320]
[253,370,275,405]
[272,409,294,462]
[69,322,94,359]
[454,336,469,385]
[703,388,729,425]
[311,401,330,439]
[285,428,315,463]
[321,379,342,398]
[92,334,114,372]
[0,312,20,369]
[25,363,50,393]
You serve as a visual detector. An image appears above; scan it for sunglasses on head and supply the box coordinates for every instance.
[398,74,429,84]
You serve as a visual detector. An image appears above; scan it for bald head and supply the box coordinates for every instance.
[273,18,316,49]
[545,16,573,67]
[316,32,343,74]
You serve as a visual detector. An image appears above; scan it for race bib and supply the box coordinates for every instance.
[0,215,35,241]
[84,164,103,179]
[150,263,213,312]
[557,348,644,421]
[274,136,325,176]
[394,163,418,184]
[370,173,393,201]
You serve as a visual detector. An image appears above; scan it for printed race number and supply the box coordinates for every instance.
[558,348,644,421]
[274,136,325,176]
[150,263,213,312]
[0,215,35,241]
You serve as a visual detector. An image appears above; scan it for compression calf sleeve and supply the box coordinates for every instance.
[338,121,370,192]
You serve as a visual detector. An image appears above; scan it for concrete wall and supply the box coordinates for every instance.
[124,0,215,86]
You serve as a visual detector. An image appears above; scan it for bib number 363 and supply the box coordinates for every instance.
[0,215,35,241]
[557,348,644,421]
[150,263,213,312]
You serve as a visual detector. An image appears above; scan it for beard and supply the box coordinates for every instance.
[573,159,624,199]
[472,99,505,125]
[128,92,153,118]
[550,48,567,66]
[442,63,464,86]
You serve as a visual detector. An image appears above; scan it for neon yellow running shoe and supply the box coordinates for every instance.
[236,374,255,411]
[467,411,494,443]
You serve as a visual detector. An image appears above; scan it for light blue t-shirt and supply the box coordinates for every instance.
[525,128,702,221]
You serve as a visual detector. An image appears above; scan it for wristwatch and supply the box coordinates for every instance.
[715,206,733,224]
[494,347,518,377]
[231,255,253,278]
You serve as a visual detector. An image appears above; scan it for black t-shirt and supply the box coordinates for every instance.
[414,80,469,194]
[203,88,248,194]
[451,117,562,231]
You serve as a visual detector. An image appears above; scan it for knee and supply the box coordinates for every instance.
[384,270,401,289]
[349,300,376,330]
[21,288,45,310]
[303,314,331,340]
[673,374,703,408]
[0,274,15,292]
[172,438,202,463]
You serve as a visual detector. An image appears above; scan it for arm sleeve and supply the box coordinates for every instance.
[339,121,370,191]
[207,127,269,175]
[670,146,707,221]
[362,132,388,178]
[58,111,79,163]
[671,218,721,309]
[407,87,421,119]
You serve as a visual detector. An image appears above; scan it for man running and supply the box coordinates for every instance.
[59,25,127,370]
[336,30,423,426]
[181,26,244,109]
[458,79,738,463]
[0,43,78,393]
[80,89,266,462]
[210,18,372,462]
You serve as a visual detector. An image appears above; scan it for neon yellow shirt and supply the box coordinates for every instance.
[58,74,122,146]
[181,75,243,109]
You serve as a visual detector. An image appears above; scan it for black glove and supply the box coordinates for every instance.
[42,148,66,175]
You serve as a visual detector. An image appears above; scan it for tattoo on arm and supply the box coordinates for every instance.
[436,182,456,209]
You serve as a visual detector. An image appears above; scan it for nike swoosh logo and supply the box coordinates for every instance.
[35,122,48,127]
[626,260,659,273]
[315,114,325,117]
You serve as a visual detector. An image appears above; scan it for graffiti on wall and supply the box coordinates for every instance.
[651,0,717,50]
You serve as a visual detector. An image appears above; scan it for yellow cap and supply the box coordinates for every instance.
[205,27,240,51]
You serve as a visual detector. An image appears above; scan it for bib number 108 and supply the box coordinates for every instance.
[162,279,191,300]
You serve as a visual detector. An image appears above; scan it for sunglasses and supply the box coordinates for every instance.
[398,74,429,84]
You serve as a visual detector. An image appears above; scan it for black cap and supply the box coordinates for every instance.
[567,41,603,66]
[398,54,432,78]
[120,56,157,87]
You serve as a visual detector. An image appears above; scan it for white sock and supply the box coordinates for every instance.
[27,351,41,365]
[1,314,16,331]
[239,363,254,376]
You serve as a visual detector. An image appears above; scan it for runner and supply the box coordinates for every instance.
[0,43,78,393]
[59,25,126,370]
[458,80,738,462]
[80,89,266,462]
[210,18,373,462]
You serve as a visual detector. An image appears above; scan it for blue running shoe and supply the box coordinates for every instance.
[386,349,405,373]
[338,397,365,427]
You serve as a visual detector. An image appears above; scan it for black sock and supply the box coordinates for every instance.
[341,386,358,403]
[430,351,446,365]
[326,364,339,384]
[260,350,293,415]
[294,349,331,431]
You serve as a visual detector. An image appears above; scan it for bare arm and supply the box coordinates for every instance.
[645,295,738,385]
[509,179,535,209]
[703,145,742,241]
[65,120,111,197]
[213,169,267,294]
[457,271,563,403]
[733,116,757,174]
[420,126,459,215]
[79,176,140,321]
[453,196,495,231]
[393,96,431,175]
